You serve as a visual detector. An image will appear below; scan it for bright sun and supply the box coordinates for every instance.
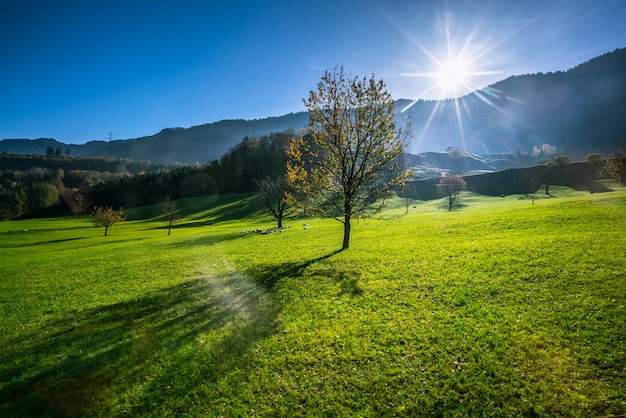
[436,58,470,92]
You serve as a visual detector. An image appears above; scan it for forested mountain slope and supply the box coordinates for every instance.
[400,48,626,157]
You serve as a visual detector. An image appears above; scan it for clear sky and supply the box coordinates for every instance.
[1,0,625,144]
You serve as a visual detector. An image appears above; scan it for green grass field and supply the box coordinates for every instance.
[1,185,625,417]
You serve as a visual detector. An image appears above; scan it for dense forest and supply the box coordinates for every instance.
[0,130,294,220]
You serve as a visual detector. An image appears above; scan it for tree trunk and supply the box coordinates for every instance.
[342,215,351,250]
[448,194,453,211]
[104,225,108,236]
[168,223,171,235]
[277,214,283,229]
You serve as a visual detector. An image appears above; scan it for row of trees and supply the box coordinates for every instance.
[46,146,70,157]
[0,153,172,175]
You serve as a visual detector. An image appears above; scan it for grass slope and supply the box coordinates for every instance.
[0,185,625,417]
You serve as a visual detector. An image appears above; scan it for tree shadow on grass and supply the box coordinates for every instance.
[244,249,365,297]
[245,249,344,290]
[568,180,614,194]
[161,230,251,249]
[7,237,84,248]
[181,198,260,227]
[0,273,278,417]
[337,271,364,296]
[436,200,468,211]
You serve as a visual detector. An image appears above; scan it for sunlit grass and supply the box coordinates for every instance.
[0,183,625,416]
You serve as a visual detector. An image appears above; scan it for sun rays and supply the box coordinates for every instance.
[400,38,505,150]
[389,6,535,153]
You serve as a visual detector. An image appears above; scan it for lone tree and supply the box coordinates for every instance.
[287,67,410,250]
[542,155,571,196]
[437,174,466,211]
[162,195,180,235]
[256,176,295,228]
[92,206,126,236]
[524,174,541,205]
[603,141,626,184]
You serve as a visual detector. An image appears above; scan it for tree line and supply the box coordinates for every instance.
[89,129,294,208]
[2,133,624,222]
[0,130,295,220]
[2,134,624,222]
[0,153,176,175]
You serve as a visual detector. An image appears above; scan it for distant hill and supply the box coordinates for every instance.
[0,138,112,157]
[85,112,309,164]
[0,113,308,164]
[2,48,625,163]
[403,151,535,180]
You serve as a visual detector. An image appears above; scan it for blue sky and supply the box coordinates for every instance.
[1,0,625,144]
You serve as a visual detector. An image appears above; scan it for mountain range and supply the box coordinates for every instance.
[2,48,625,164]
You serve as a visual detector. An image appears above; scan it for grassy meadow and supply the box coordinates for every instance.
[1,185,625,417]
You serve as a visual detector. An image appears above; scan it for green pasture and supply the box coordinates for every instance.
[1,185,625,416]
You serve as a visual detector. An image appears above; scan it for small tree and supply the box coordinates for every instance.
[552,155,572,166]
[401,180,418,214]
[256,176,295,228]
[542,155,571,196]
[92,206,126,236]
[525,175,541,205]
[437,174,466,211]
[603,141,626,184]
[287,67,410,250]
[162,195,180,235]
[585,153,604,165]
